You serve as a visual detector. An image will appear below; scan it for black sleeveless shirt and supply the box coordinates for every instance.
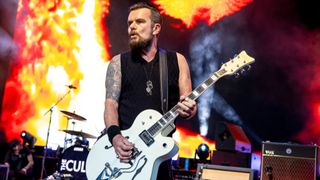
[119,50,180,130]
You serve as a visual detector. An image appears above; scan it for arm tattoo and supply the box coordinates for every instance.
[105,55,121,101]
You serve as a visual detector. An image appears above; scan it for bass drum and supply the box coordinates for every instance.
[57,145,89,180]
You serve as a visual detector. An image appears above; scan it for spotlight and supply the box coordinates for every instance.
[195,143,211,161]
[20,131,36,149]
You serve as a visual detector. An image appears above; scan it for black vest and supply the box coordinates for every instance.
[119,50,180,130]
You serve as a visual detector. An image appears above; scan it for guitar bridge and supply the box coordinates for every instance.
[131,147,141,160]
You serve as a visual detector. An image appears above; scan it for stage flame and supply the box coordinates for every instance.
[2,0,222,156]
[1,0,109,145]
[153,0,253,28]
[175,127,215,158]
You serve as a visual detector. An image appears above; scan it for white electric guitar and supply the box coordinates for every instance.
[86,51,255,180]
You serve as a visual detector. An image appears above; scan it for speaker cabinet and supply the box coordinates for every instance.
[261,142,319,180]
[211,150,251,168]
[215,121,251,153]
[196,164,253,180]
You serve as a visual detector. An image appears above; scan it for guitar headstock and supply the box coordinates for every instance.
[217,51,255,77]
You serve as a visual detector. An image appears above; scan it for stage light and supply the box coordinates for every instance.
[20,130,37,149]
[195,143,211,160]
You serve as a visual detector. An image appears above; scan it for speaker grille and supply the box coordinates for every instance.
[261,156,316,180]
[196,164,253,180]
[261,142,319,180]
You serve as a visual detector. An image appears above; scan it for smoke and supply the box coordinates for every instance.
[188,0,320,142]
[190,24,242,136]
[234,0,320,141]
[0,27,17,63]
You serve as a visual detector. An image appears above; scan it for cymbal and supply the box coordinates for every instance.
[60,130,96,139]
[60,110,86,121]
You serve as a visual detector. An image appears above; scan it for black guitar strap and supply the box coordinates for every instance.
[159,49,176,136]
[159,48,168,114]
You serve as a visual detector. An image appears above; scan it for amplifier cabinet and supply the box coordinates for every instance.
[261,142,319,180]
[215,121,251,153]
[172,169,196,180]
[195,164,253,180]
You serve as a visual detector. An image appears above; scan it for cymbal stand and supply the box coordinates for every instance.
[63,118,76,148]
[63,117,70,149]
[40,88,71,179]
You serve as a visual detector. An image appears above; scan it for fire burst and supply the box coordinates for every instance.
[1,0,110,145]
[153,0,253,28]
[2,0,245,158]
[174,127,215,158]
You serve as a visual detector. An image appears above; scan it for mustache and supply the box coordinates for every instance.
[129,31,139,36]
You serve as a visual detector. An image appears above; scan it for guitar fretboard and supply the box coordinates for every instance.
[145,50,255,137]
[147,71,222,136]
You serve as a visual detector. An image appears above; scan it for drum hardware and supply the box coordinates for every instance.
[60,137,85,155]
[45,171,73,180]
[59,130,97,139]
[60,110,92,152]
[63,117,76,149]
[74,137,89,147]
[40,85,76,179]
[64,138,73,143]
[60,110,86,121]
[60,110,87,148]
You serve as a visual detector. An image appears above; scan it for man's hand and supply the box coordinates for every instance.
[20,168,27,174]
[112,134,134,163]
[177,96,196,119]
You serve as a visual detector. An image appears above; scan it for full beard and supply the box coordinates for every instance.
[129,35,152,51]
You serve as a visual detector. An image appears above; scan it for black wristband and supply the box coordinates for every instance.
[107,125,121,144]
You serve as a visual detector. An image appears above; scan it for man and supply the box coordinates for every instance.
[4,139,34,180]
[104,2,197,179]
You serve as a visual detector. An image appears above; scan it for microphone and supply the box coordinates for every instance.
[66,84,77,89]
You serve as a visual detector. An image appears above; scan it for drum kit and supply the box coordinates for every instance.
[41,85,98,179]
[59,110,96,147]
[51,110,97,180]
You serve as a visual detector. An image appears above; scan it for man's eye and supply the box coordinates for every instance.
[136,20,145,24]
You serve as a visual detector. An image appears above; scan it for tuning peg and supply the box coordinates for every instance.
[247,65,251,71]
[240,68,246,74]
[234,72,240,78]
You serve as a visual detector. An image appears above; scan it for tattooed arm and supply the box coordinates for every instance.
[104,54,121,128]
[104,55,134,161]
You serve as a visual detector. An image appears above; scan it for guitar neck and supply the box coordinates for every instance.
[147,70,223,137]
[146,50,255,137]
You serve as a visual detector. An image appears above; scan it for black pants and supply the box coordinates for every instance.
[156,160,172,180]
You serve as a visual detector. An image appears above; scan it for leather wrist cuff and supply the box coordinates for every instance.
[107,125,121,144]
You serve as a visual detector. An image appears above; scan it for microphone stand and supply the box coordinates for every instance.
[40,88,72,179]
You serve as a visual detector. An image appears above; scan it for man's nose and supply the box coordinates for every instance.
[129,22,136,30]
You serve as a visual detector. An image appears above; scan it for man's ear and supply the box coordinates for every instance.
[152,23,161,36]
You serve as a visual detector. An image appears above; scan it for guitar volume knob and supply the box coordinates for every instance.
[163,143,167,148]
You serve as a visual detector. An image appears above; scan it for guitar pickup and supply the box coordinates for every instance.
[139,130,154,146]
